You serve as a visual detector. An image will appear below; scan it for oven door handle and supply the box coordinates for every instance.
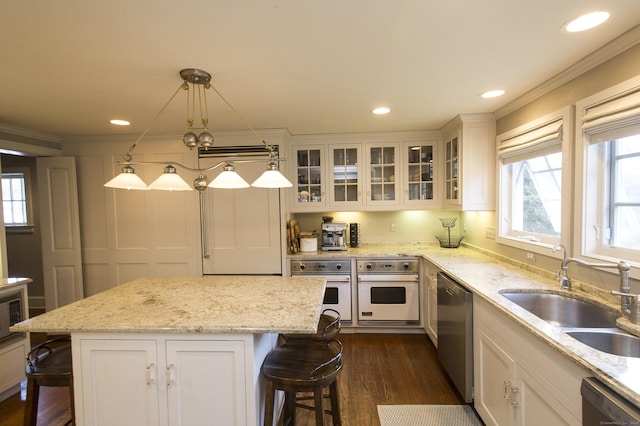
[358,275,419,282]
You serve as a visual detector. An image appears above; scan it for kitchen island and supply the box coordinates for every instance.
[11,276,327,426]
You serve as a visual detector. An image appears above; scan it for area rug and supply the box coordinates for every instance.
[377,404,483,426]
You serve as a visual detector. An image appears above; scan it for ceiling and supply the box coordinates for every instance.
[1,1,639,141]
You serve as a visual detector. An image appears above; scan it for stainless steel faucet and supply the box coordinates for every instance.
[552,244,638,323]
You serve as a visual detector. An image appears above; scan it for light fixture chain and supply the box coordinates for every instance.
[200,84,209,128]
[209,83,266,147]
[127,83,185,155]
[186,82,194,128]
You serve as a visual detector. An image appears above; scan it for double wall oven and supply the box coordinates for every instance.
[290,259,352,322]
[357,258,420,324]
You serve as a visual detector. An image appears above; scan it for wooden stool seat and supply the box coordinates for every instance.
[281,309,341,342]
[262,339,342,425]
[24,335,74,426]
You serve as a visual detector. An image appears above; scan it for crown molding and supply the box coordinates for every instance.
[495,25,640,119]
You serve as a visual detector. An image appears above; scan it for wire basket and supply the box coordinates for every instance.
[436,234,464,248]
[439,217,458,228]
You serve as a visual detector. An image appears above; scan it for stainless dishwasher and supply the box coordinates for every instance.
[437,272,473,403]
[581,377,640,425]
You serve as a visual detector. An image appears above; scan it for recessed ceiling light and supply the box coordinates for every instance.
[564,11,610,33]
[372,107,391,115]
[110,119,130,126]
[481,90,505,99]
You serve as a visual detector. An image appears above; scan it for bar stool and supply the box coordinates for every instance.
[24,335,74,426]
[281,309,341,342]
[262,338,343,426]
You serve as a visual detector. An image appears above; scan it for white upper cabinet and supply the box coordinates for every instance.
[402,140,440,208]
[291,144,326,210]
[440,114,496,210]
[365,142,400,208]
[328,144,363,208]
[288,130,443,212]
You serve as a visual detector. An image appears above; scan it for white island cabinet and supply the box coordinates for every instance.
[11,276,326,426]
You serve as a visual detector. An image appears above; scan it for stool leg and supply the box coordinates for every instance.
[314,386,324,425]
[24,379,39,426]
[285,391,296,425]
[263,381,275,426]
[329,381,341,425]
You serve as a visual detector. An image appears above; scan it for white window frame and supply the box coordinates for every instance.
[575,75,640,277]
[496,106,573,258]
[1,166,34,233]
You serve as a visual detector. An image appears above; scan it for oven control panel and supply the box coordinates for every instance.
[290,260,351,274]
[356,259,419,274]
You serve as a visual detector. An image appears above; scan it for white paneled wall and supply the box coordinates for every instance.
[63,136,202,296]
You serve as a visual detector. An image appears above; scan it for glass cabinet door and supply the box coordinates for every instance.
[330,145,360,206]
[294,146,324,207]
[406,144,435,201]
[445,137,459,202]
[367,143,399,205]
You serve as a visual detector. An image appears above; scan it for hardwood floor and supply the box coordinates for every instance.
[306,333,464,425]
[0,333,463,426]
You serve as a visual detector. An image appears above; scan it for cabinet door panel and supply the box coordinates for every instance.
[474,328,515,426]
[518,367,577,426]
[77,339,160,426]
[166,340,246,426]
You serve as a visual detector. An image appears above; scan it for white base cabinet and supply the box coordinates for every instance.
[474,298,587,425]
[73,332,277,426]
[422,259,439,346]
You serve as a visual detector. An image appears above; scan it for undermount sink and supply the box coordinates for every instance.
[565,330,640,358]
[500,291,620,328]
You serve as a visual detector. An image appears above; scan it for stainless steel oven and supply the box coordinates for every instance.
[290,259,352,322]
[0,291,24,345]
[356,258,420,324]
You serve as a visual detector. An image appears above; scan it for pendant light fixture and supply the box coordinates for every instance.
[104,68,292,192]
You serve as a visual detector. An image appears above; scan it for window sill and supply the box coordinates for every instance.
[5,225,35,235]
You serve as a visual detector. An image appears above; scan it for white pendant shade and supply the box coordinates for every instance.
[104,166,148,190]
[147,165,193,191]
[251,169,292,188]
[208,163,250,188]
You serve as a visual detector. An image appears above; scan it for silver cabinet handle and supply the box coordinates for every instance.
[166,363,175,387]
[146,363,156,386]
[199,191,210,259]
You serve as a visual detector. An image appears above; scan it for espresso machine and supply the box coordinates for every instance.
[321,222,348,251]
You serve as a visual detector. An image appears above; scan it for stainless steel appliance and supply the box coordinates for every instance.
[437,272,473,403]
[0,291,24,345]
[321,223,348,251]
[581,377,640,425]
[356,258,420,324]
[291,259,352,322]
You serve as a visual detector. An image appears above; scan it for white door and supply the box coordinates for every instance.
[166,340,247,425]
[76,338,161,426]
[36,156,83,310]
[200,158,282,274]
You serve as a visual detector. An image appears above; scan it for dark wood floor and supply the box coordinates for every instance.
[0,333,462,426]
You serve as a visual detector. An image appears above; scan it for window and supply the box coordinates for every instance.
[497,107,572,254]
[577,76,640,269]
[1,168,33,230]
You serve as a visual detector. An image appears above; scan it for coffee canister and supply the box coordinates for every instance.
[300,236,318,252]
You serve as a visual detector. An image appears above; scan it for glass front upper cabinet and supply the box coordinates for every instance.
[445,136,459,202]
[293,145,325,208]
[329,145,361,207]
[406,143,435,202]
[366,143,399,206]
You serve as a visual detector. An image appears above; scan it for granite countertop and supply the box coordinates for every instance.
[0,277,32,289]
[11,276,326,335]
[290,243,640,407]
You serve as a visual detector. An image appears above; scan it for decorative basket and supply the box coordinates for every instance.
[436,234,464,248]
[439,217,458,228]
